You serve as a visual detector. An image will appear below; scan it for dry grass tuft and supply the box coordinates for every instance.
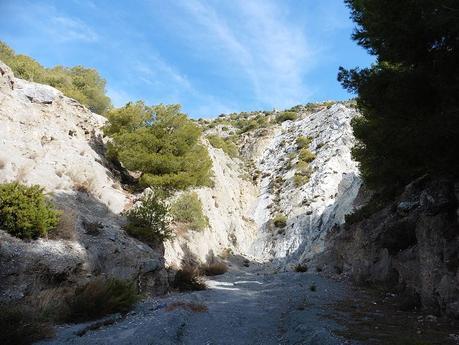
[201,261,228,276]
[172,265,207,292]
[165,301,208,313]
[48,208,77,240]
[0,304,54,345]
[66,278,138,322]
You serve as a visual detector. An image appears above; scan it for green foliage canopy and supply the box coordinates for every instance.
[0,183,60,239]
[0,41,111,114]
[338,0,459,190]
[105,102,213,190]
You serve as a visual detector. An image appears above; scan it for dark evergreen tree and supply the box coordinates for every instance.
[338,0,459,190]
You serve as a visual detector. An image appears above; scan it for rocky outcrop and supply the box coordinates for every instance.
[166,104,361,269]
[164,144,258,266]
[247,104,361,264]
[320,176,459,318]
[0,60,167,302]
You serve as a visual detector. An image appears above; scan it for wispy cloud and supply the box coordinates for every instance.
[173,0,315,109]
[1,1,98,43]
[49,16,98,42]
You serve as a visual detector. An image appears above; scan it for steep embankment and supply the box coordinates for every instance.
[0,61,167,302]
[164,144,258,266]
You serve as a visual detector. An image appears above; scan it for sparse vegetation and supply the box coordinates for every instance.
[0,182,60,239]
[296,136,313,149]
[294,161,313,187]
[273,214,288,228]
[170,192,209,231]
[104,102,213,190]
[206,134,239,157]
[0,41,111,114]
[276,111,298,123]
[125,191,172,244]
[293,136,316,187]
[66,278,138,322]
[172,265,207,292]
[298,148,316,163]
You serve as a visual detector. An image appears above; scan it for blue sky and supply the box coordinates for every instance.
[0,0,373,118]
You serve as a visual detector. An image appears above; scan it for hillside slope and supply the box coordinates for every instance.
[0,60,167,303]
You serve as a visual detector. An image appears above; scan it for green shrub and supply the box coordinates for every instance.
[294,173,311,187]
[0,183,60,239]
[273,214,287,228]
[0,41,111,114]
[206,135,239,158]
[0,304,53,345]
[170,192,209,231]
[238,119,258,133]
[276,111,298,123]
[67,278,138,322]
[298,148,316,163]
[296,136,313,149]
[125,191,172,244]
[104,102,213,190]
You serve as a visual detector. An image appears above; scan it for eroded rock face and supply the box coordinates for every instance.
[0,60,167,302]
[321,176,459,317]
[165,104,361,269]
[164,144,258,267]
[247,104,361,264]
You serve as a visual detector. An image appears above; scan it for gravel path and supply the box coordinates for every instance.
[40,263,359,345]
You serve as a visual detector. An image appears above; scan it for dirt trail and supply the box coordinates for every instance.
[40,261,358,345]
[39,260,459,345]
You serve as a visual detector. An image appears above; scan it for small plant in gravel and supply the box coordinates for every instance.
[309,282,317,292]
[294,264,308,273]
[272,214,287,228]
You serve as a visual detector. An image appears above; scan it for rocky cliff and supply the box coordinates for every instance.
[318,176,459,318]
[165,104,361,269]
[0,61,167,303]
